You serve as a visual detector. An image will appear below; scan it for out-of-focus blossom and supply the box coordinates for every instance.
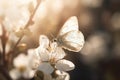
[0,0,36,31]
[81,32,109,63]
[78,10,95,33]
[9,53,35,79]
[113,43,120,57]
[36,35,75,74]
[81,0,103,8]
[111,12,120,31]
[28,49,40,69]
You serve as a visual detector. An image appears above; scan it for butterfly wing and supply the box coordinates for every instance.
[58,16,79,36]
[58,30,84,52]
[57,16,84,52]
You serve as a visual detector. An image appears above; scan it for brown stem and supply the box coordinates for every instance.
[13,36,23,51]
[1,23,8,66]
[0,52,2,65]
[0,65,12,80]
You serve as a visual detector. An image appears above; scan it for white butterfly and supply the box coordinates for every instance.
[56,16,85,52]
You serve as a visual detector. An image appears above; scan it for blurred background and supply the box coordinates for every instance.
[0,0,120,80]
[66,0,120,80]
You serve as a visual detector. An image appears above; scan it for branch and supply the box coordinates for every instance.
[1,23,8,66]
[8,0,41,56]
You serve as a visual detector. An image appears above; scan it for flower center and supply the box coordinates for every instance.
[50,57,57,65]
[18,66,26,72]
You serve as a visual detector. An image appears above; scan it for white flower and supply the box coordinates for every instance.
[36,35,75,74]
[13,54,29,68]
[54,70,70,80]
[9,53,35,80]
[28,49,40,69]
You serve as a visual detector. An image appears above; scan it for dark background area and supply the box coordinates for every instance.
[67,0,120,80]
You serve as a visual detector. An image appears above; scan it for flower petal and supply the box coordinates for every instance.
[55,59,75,71]
[55,70,70,80]
[39,35,49,48]
[51,47,66,61]
[37,63,54,74]
[23,68,35,79]
[36,47,50,61]
[13,54,29,68]
[28,49,40,69]
[9,69,21,80]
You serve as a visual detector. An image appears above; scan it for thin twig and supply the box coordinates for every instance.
[8,0,41,56]
[25,0,41,29]
[1,23,7,66]
[12,36,23,51]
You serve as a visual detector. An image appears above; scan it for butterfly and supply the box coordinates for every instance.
[55,16,85,52]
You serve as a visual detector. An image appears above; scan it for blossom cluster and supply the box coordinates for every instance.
[9,15,85,80]
[0,0,85,80]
